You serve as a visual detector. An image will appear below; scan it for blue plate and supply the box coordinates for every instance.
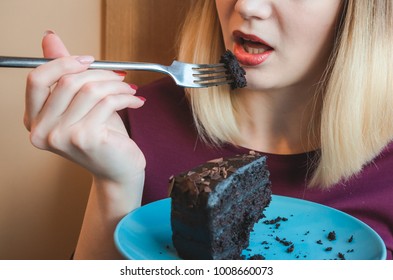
[114,195,386,260]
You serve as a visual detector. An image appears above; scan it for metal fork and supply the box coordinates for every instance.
[0,56,232,88]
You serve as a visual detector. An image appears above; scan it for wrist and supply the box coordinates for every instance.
[91,171,145,214]
[73,173,145,259]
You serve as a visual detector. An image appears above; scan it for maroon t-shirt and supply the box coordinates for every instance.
[124,77,393,259]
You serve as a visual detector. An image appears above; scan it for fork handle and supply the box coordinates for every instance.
[0,56,168,73]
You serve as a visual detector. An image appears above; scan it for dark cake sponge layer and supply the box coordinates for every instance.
[169,152,271,259]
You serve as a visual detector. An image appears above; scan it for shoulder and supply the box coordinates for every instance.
[356,141,393,186]
[130,77,191,122]
[137,77,185,103]
[134,77,190,118]
[120,77,191,130]
[372,141,393,171]
[126,77,194,139]
[381,140,393,155]
[118,77,185,133]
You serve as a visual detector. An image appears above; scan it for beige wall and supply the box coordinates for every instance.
[0,0,102,259]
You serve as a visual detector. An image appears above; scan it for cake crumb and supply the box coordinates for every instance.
[248,254,265,260]
[286,245,295,253]
[327,231,336,241]
[337,252,346,260]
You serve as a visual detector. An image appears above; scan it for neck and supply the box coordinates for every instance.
[233,85,321,154]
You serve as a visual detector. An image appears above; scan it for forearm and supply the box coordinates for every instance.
[73,174,144,260]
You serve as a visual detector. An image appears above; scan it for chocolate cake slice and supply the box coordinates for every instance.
[168,152,271,259]
[220,49,247,89]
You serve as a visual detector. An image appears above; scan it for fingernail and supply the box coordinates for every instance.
[43,30,55,37]
[113,70,127,77]
[129,84,138,90]
[75,55,95,65]
[136,96,146,102]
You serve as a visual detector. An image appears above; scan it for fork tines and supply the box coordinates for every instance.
[192,63,233,88]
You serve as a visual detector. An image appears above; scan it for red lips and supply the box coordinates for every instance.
[232,30,274,66]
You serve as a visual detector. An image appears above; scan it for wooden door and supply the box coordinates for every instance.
[104,0,191,85]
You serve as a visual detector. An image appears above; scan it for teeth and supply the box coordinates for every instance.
[242,38,271,54]
[244,44,267,54]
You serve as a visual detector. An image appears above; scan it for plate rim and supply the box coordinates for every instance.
[114,195,387,260]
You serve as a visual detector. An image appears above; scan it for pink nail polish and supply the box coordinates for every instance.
[129,84,138,90]
[75,56,95,65]
[136,96,146,102]
[43,30,55,37]
[113,70,127,77]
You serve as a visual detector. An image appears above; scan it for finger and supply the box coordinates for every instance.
[42,30,70,58]
[82,93,145,127]
[67,94,144,156]
[27,31,93,124]
[40,70,125,121]
[59,80,136,125]
[25,55,94,128]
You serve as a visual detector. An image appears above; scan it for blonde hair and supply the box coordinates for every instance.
[178,0,393,187]
[177,0,241,145]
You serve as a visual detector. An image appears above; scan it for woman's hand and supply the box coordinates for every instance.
[24,31,146,259]
[24,31,146,187]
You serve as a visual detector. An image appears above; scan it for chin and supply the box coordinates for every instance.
[242,72,276,91]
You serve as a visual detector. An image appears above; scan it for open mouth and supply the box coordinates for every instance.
[233,31,274,66]
[240,38,274,54]
[234,31,274,55]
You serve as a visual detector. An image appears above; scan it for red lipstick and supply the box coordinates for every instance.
[232,30,274,66]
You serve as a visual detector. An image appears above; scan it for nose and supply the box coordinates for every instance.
[235,0,273,20]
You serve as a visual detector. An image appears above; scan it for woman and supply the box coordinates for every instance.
[24,0,393,259]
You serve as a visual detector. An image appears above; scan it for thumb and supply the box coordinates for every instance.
[42,30,71,58]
